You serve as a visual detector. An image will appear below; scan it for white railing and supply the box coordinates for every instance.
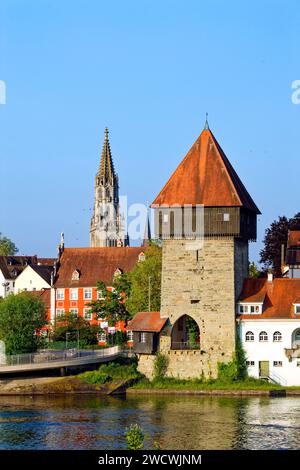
[268,370,288,386]
[0,345,121,367]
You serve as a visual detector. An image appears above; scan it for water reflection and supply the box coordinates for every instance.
[0,395,299,449]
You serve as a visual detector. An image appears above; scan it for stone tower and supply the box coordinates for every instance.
[148,121,261,379]
[90,128,128,247]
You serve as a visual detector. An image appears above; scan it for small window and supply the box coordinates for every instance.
[295,305,300,314]
[163,214,169,223]
[69,309,78,315]
[138,252,146,262]
[273,331,282,342]
[56,289,64,300]
[246,361,255,367]
[273,361,282,367]
[97,290,104,300]
[223,213,230,222]
[245,331,254,342]
[127,331,134,341]
[98,332,106,342]
[84,288,92,300]
[84,308,92,320]
[239,305,248,314]
[56,308,64,317]
[71,269,80,281]
[259,331,268,342]
[70,288,78,300]
[140,332,146,343]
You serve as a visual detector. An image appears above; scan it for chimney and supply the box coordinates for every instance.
[267,271,273,283]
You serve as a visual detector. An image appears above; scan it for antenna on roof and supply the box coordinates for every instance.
[204,112,209,130]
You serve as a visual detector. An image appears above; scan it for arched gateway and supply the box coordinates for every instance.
[171,315,200,350]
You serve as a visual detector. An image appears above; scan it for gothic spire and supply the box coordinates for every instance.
[98,127,116,182]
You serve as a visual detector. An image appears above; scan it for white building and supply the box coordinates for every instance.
[238,275,300,386]
[14,264,53,293]
[0,256,55,298]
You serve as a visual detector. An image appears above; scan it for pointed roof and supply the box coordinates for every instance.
[151,127,260,214]
[98,127,116,182]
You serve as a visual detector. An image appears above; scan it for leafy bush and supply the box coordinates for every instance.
[79,361,142,384]
[217,335,247,383]
[153,353,168,379]
[125,424,144,450]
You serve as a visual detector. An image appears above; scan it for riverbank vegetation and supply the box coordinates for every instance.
[79,360,142,385]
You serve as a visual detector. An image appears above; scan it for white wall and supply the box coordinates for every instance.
[14,266,50,293]
[238,319,300,386]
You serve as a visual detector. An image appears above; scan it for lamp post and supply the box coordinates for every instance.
[148,276,152,312]
[66,332,70,350]
[1,282,9,299]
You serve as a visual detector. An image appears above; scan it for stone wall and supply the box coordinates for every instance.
[139,238,249,380]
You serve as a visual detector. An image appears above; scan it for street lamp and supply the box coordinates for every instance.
[1,282,9,299]
[66,332,70,350]
[148,276,152,312]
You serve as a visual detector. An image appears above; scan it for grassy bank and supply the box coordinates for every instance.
[79,361,142,385]
[130,376,286,391]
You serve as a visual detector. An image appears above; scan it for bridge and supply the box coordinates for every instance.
[0,346,126,376]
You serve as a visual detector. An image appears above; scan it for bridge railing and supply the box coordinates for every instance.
[0,345,121,367]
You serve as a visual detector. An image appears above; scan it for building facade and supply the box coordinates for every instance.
[90,128,128,248]
[52,245,145,343]
[238,276,300,386]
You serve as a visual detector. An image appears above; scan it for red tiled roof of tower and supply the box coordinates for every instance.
[151,128,260,214]
[127,311,167,332]
[54,247,144,287]
[238,278,300,319]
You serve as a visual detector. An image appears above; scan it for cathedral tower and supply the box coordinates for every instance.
[90,128,128,247]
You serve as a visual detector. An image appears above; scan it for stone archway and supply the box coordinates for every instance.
[171,315,200,350]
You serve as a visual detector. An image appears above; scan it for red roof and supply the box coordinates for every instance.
[54,247,143,287]
[238,278,300,319]
[151,128,260,213]
[127,311,167,332]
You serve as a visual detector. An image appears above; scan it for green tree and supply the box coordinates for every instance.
[0,292,46,355]
[0,233,18,256]
[249,261,261,278]
[89,273,132,326]
[260,213,300,276]
[52,313,99,346]
[127,243,162,315]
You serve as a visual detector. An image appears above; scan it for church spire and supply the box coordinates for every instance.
[98,127,116,183]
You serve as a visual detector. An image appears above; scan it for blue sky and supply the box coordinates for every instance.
[0,0,299,262]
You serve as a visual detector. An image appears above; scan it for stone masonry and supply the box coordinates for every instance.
[138,238,249,380]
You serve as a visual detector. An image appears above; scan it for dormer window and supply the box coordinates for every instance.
[294,304,300,314]
[114,268,123,278]
[238,303,263,315]
[71,269,80,281]
[138,252,146,262]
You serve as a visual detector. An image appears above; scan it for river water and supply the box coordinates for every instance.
[0,394,299,450]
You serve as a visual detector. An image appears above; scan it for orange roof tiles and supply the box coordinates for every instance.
[238,278,300,319]
[151,128,260,213]
[127,311,167,332]
[54,247,143,287]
